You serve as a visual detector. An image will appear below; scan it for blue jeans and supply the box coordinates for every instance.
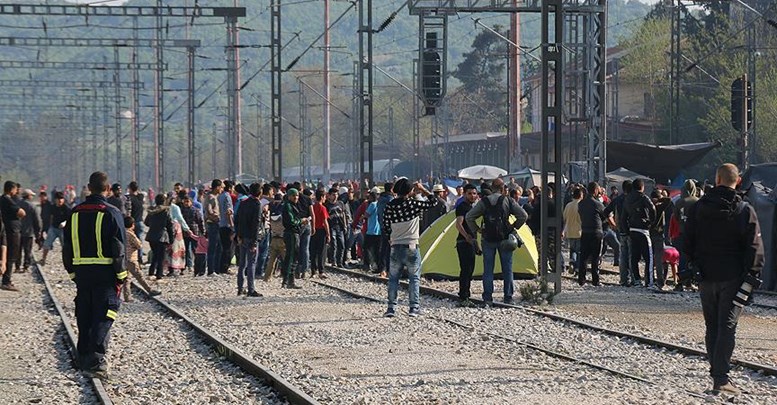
[254,234,270,278]
[206,223,221,275]
[185,236,196,268]
[328,227,346,265]
[481,240,514,302]
[601,229,621,265]
[617,233,632,285]
[387,245,421,310]
[568,238,581,272]
[297,223,311,275]
[134,220,145,263]
[237,240,259,293]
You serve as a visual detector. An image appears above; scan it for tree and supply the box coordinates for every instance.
[448,25,510,134]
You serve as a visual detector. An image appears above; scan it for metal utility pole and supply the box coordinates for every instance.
[388,107,395,176]
[270,0,283,180]
[187,43,196,187]
[323,0,332,183]
[741,74,750,170]
[225,4,241,180]
[669,0,681,145]
[541,0,565,294]
[299,81,308,180]
[351,60,360,180]
[132,16,140,182]
[212,122,218,179]
[154,0,165,190]
[358,0,374,186]
[114,45,123,184]
[508,0,521,172]
[413,59,420,180]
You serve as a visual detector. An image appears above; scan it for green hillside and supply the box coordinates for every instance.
[0,0,651,187]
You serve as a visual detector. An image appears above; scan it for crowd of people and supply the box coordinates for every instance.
[0,161,764,394]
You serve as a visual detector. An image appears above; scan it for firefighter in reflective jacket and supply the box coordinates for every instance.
[62,172,126,377]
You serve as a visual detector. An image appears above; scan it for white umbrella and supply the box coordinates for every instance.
[457,165,508,180]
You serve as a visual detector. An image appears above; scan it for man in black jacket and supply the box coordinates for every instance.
[604,180,633,286]
[622,178,656,287]
[235,183,265,297]
[684,163,763,395]
[577,182,609,286]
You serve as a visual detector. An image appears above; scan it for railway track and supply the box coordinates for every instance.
[33,261,112,405]
[327,265,777,378]
[34,253,317,405]
[309,278,716,399]
[561,273,777,312]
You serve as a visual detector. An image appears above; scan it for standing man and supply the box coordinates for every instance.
[281,188,306,289]
[577,182,610,286]
[605,180,633,286]
[684,163,763,395]
[39,191,53,244]
[623,179,656,287]
[325,187,348,268]
[204,179,223,276]
[454,184,479,307]
[235,183,265,297]
[62,172,126,378]
[466,178,528,305]
[562,186,583,275]
[127,182,145,264]
[17,189,41,273]
[382,179,440,317]
[218,180,235,274]
[40,192,71,266]
[362,189,381,273]
[673,179,699,291]
[421,184,448,233]
[106,183,129,215]
[309,189,330,278]
[253,184,274,279]
[292,182,314,279]
[1,181,25,291]
[180,195,204,273]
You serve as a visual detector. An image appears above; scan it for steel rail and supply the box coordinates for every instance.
[560,274,777,312]
[326,265,777,377]
[593,268,777,299]
[32,259,113,405]
[131,282,320,405]
[309,279,707,400]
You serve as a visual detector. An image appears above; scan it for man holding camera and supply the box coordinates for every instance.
[684,163,763,395]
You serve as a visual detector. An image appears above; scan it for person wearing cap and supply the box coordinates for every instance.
[381,178,440,317]
[281,188,307,288]
[17,189,41,273]
[107,183,130,215]
[421,184,448,233]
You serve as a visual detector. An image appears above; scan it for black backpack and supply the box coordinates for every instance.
[482,195,511,243]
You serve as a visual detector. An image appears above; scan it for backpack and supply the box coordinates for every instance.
[482,195,511,243]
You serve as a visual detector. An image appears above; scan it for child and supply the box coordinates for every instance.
[663,244,680,287]
[124,216,161,301]
[192,234,208,276]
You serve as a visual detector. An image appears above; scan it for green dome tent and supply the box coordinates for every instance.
[419,211,539,279]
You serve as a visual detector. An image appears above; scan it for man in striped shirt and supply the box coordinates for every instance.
[381,178,439,318]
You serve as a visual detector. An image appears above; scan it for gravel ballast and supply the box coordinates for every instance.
[318,272,777,404]
[41,247,288,405]
[0,269,94,404]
